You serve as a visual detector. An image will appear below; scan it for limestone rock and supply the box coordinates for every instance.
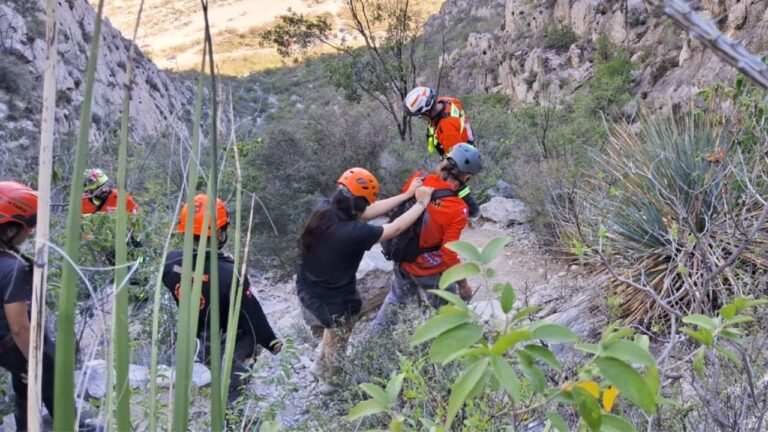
[486,180,514,199]
[356,243,394,313]
[480,197,533,225]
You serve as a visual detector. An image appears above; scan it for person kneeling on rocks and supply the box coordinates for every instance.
[162,194,281,401]
[296,168,433,392]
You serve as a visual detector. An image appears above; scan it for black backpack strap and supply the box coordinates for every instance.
[415,189,458,255]
[430,189,458,201]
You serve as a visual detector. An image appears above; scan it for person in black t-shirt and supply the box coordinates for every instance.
[0,182,57,431]
[296,168,433,388]
[162,194,281,401]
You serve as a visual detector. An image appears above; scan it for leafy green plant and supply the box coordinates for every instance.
[348,237,663,431]
[542,25,577,51]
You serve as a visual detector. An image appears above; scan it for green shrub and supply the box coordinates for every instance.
[543,25,578,50]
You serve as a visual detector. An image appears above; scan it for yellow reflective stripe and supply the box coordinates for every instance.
[458,185,471,198]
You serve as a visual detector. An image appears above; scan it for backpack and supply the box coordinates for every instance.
[381,189,458,263]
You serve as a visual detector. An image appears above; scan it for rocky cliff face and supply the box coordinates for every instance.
[0,0,195,178]
[439,0,768,106]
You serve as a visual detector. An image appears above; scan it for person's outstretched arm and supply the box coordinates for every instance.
[378,186,433,242]
[360,177,423,221]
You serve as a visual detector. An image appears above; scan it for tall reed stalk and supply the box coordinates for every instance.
[200,2,224,428]
[106,1,145,429]
[170,39,209,430]
[54,0,105,429]
[220,93,245,411]
[28,0,57,429]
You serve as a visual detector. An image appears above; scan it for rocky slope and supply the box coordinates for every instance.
[438,0,768,107]
[0,0,196,179]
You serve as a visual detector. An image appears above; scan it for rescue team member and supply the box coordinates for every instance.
[0,182,100,431]
[403,87,480,217]
[296,168,433,390]
[372,144,483,329]
[0,182,55,431]
[81,168,139,215]
[162,194,281,401]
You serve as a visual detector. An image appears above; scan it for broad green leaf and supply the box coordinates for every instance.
[633,334,650,351]
[445,358,490,429]
[715,345,743,368]
[646,367,660,395]
[427,289,469,311]
[445,240,482,262]
[532,323,578,343]
[385,374,404,403]
[480,237,509,264]
[491,329,532,355]
[500,283,515,314]
[429,323,485,364]
[724,316,752,326]
[721,328,744,342]
[439,262,481,289]
[512,306,540,322]
[572,387,602,431]
[575,343,600,354]
[601,414,636,432]
[490,356,522,402]
[359,383,389,405]
[603,340,656,368]
[438,305,470,315]
[682,314,716,330]
[692,350,705,378]
[719,303,737,320]
[545,411,568,432]
[467,368,491,400]
[518,351,546,392]
[596,358,656,414]
[411,314,469,346]
[745,298,768,308]
[523,345,562,371]
[485,267,497,278]
[347,399,387,421]
[601,327,634,347]
[682,327,713,346]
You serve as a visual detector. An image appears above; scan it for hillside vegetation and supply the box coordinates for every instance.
[0,0,766,431]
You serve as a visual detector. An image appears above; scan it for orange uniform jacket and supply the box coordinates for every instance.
[81,189,139,215]
[401,172,469,277]
[429,97,474,156]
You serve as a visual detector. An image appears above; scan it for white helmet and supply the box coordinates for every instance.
[403,86,437,116]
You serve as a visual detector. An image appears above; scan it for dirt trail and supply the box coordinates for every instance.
[249,219,586,427]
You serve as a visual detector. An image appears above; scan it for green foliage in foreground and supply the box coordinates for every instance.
[345,237,766,431]
[349,237,659,431]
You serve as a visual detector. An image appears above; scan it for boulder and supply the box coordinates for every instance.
[480,197,533,225]
[155,362,211,389]
[356,243,394,313]
[486,180,514,199]
[76,360,151,399]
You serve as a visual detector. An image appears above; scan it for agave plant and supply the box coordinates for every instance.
[568,104,768,326]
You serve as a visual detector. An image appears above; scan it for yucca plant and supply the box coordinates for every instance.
[568,102,768,325]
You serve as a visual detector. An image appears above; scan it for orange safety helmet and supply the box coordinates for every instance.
[0,181,38,230]
[177,194,229,236]
[337,168,379,204]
